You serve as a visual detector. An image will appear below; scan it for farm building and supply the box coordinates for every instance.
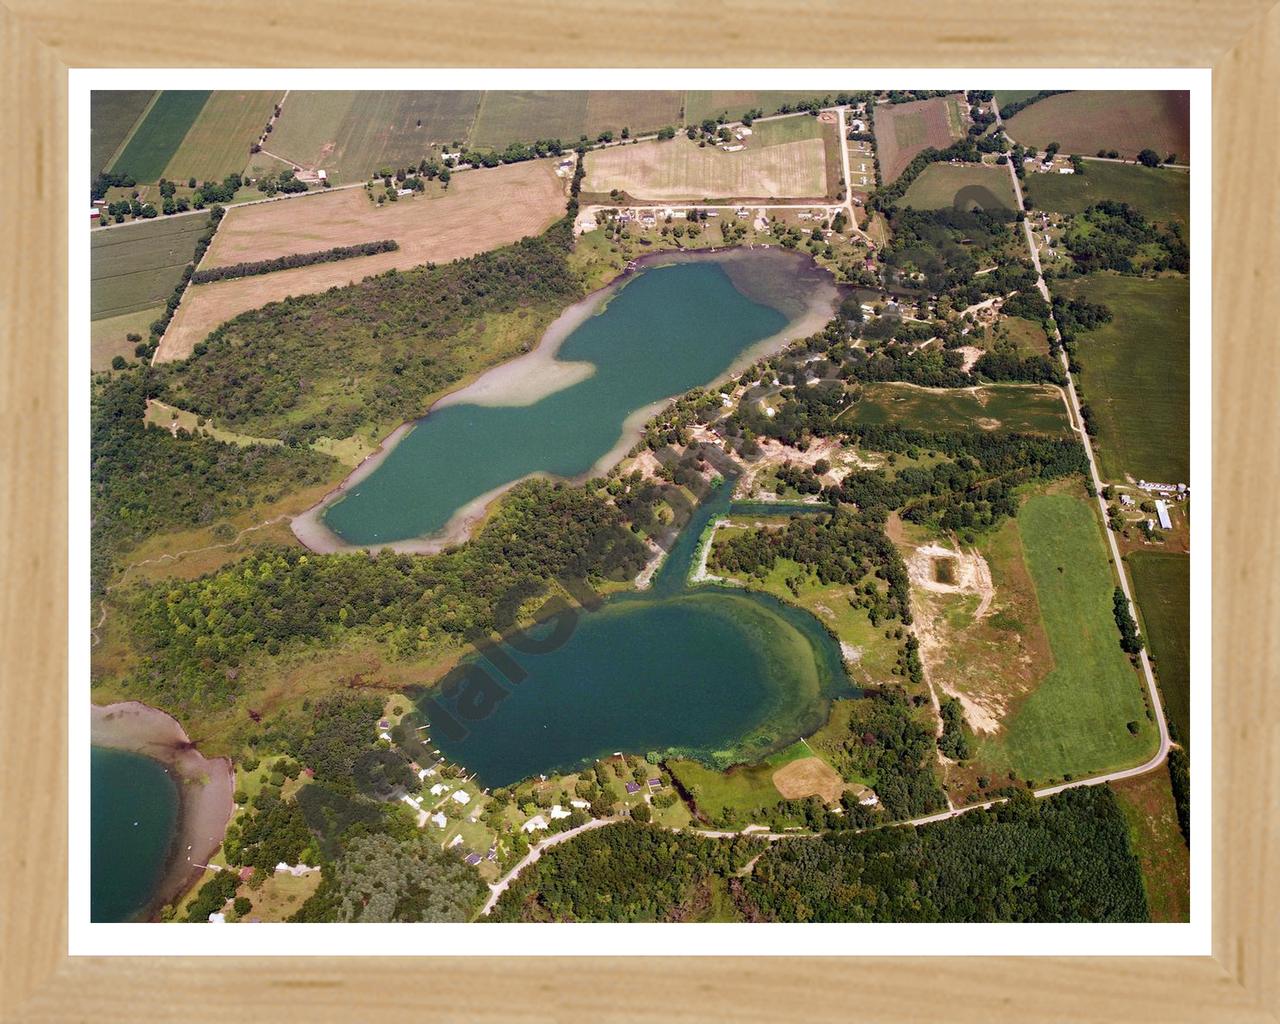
[316,169,327,181]
[1155,500,1173,530]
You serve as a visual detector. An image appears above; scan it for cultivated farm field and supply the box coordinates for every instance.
[159,159,566,361]
[839,382,1071,435]
[583,129,829,201]
[90,306,163,371]
[108,90,210,182]
[899,162,1017,211]
[874,95,965,183]
[1126,551,1190,748]
[471,91,684,149]
[1023,161,1189,227]
[264,91,482,183]
[162,91,282,182]
[1055,275,1189,484]
[1005,91,1190,162]
[683,91,836,123]
[975,494,1159,783]
[90,91,155,176]
[90,212,211,320]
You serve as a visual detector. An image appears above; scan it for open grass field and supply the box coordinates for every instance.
[158,159,566,362]
[1005,90,1190,162]
[264,91,482,183]
[583,130,828,201]
[160,91,282,183]
[899,162,1017,211]
[1055,274,1189,483]
[90,306,162,371]
[975,494,1159,783]
[839,382,1072,434]
[1126,551,1191,747]
[1023,161,1189,226]
[668,741,817,821]
[108,90,210,182]
[90,212,211,321]
[683,91,834,123]
[992,315,1053,357]
[1111,769,1190,922]
[90,91,155,176]
[874,95,965,183]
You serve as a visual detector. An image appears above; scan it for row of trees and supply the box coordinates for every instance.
[190,240,398,284]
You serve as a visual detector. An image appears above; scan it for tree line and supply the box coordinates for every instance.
[190,240,399,285]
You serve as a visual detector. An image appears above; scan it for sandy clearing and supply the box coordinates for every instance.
[157,160,567,363]
[771,756,844,804]
[906,542,996,618]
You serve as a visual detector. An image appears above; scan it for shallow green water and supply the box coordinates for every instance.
[323,252,829,546]
[422,477,854,788]
[91,747,179,922]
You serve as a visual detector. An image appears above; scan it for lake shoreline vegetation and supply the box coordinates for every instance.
[89,88,1189,924]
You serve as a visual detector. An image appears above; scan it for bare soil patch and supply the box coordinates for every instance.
[874,96,960,183]
[158,160,566,362]
[771,756,844,804]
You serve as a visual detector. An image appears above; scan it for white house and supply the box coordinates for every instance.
[450,790,472,806]
[429,783,448,796]
[316,169,327,181]
[549,804,571,820]
[430,812,447,828]
[522,815,549,833]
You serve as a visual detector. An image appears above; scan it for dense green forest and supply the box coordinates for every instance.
[91,370,337,591]
[117,480,648,710]
[490,787,1147,923]
[162,222,583,443]
[490,823,763,922]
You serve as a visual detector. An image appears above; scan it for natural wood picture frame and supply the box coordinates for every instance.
[1,2,1276,1019]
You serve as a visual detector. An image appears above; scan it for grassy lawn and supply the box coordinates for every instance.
[90,212,211,320]
[990,314,1052,357]
[838,382,1071,435]
[1111,769,1189,922]
[239,869,321,922]
[90,305,162,371]
[994,91,1042,109]
[1004,90,1190,162]
[161,90,282,182]
[1056,274,1189,484]
[1126,550,1191,746]
[91,90,155,176]
[1023,161,1189,227]
[668,741,813,822]
[900,162,1017,211]
[108,90,210,182]
[976,494,1158,783]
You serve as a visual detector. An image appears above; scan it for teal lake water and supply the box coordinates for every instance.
[422,477,853,788]
[91,747,179,922]
[322,251,833,547]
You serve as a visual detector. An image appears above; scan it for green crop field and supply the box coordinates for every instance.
[683,91,834,123]
[1056,275,1189,483]
[265,91,482,183]
[1023,161,1189,226]
[874,95,964,183]
[899,162,1017,211]
[838,382,1071,435]
[976,494,1159,782]
[1005,90,1190,162]
[161,91,282,182]
[90,91,155,176]
[108,91,210,182]
[1126,551,1191,747]
[471,91,684,149]
[90,213,210,320]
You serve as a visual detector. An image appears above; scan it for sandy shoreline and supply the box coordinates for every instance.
[292,246,840,557]
[92,702,235,920]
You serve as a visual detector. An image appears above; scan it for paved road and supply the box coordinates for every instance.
[480,816,621,916]
[1002,147,1173,784]
[834,105,874,245]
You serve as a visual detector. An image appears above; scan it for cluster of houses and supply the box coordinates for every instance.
[720,124,753,152]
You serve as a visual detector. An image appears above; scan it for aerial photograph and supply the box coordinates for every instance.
[87,86,1192,926]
